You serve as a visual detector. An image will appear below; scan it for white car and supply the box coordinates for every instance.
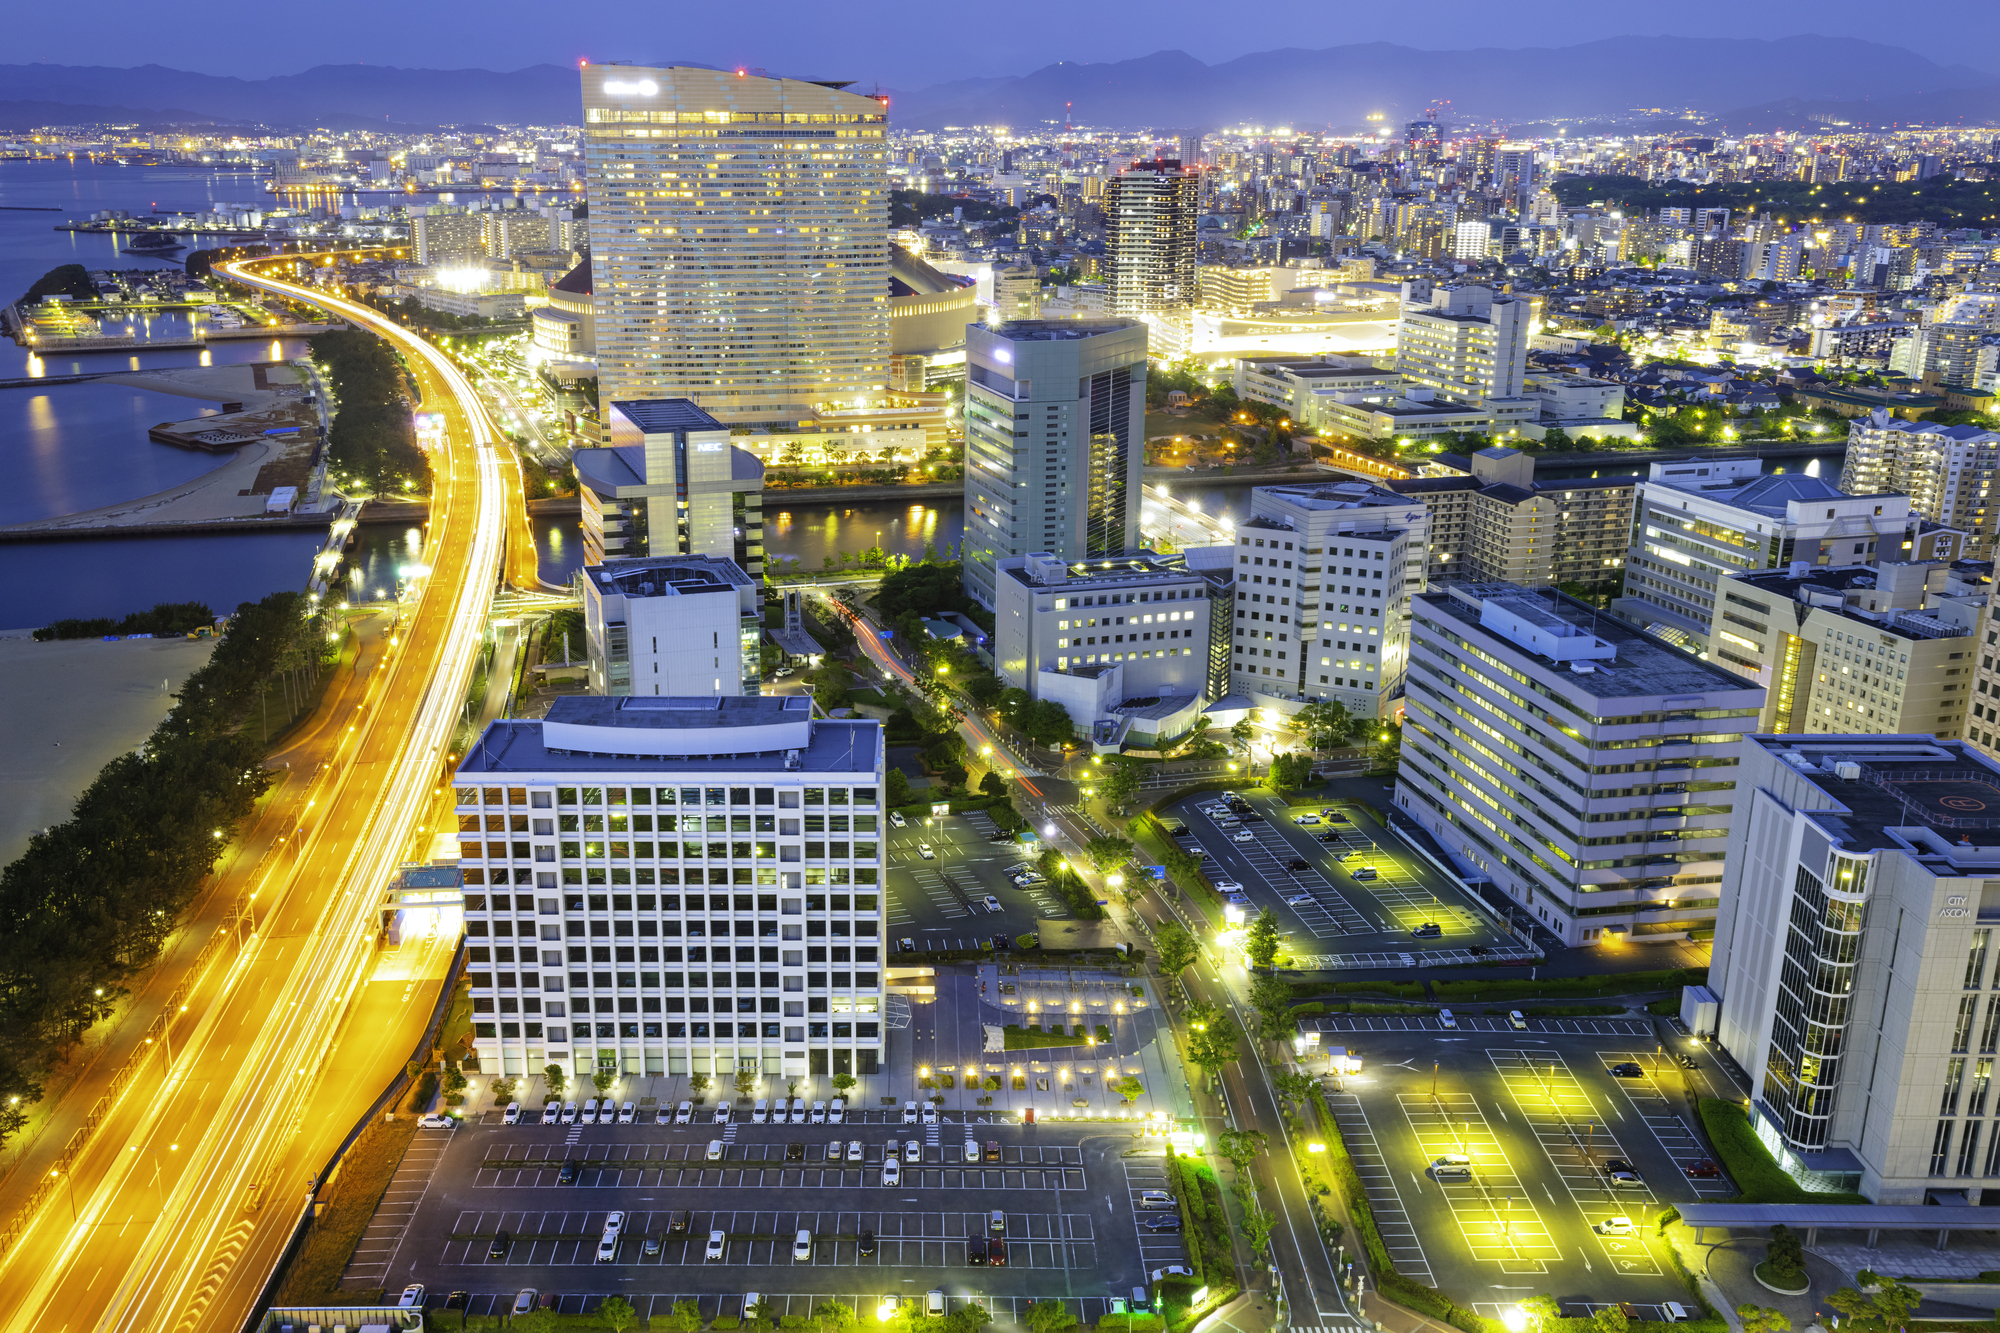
[848,1139,865,1162]
[917,843,935,859]
[889,811,906,827]
[1598,1216,1636,1235]
[656,1106,673,1125]
[618,1101,637,1124]
[675,1101,694,1124]
[1151,1265,1197,1281]
[706,1229,728,1260]
[921,1105,939,1125]
[905,1139,922,1163]
[1284,894,1314,906]
[501,1102,521,1125]
[417,1113,454,1129]
[1294,813,1322,825]
[773,666,795,677]
[882,1159,902,1187]
[879,1297,903,1323]
[560,1102,579,1124]
[902,1101,919,1123]
[793,1229,813,1261]
[982,895,1002,913]
[1232,829,1255,842]
[542,1103,560,1125]
[512,1290,538,1316]
[1212,880,1244,893]
[714,1105,732,1124]
[811,1101,828,1124]
[964,1135,980,1160]
[1439,1009,1458,1029]
[397,1284,426,1309]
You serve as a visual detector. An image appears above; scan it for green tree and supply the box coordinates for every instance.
[832,1071,857,1095]
[599,1296,639,1333]
[1519,1296,1561,1329]
[1083,835,1134,872]
[663,1301,705,1333]
[1764,1223,1805,1281]
[1266,751,1315,792]
[942,1305,991,1333]
[1154,921,1199,978]
[1216,1127,1270,1178]
[734,1069,759,1099]
[1272,1069,1321,1108]
[1867,1273,1922,1325]
[1243,1199,1277,1260]
[813,1302,858,1333]
[1116,1074,1146,1101]
[1025,1301,1077,1333]
[1293,700,1353,752]
[886,767,913,806]
[1736,1308,1791,1333]
[746,1298,776,1332]
[979,770,1009,797]
[592,1069,616,1097]
[1186,1004,1242,1086]
[1244,907,1281,968]
[1230,718,1255,749]
[1591,1305,1629,1333]
[689,1071,711,1097]
[1825,1289,1874,1326]
[543,1063,567,1098]
[442,1063,468,1097]
[1099,755,1145,806]
[1248,973,1293,1039]
[1024,699,1074,747]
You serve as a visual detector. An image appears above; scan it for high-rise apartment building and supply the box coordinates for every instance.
[572,399,765,572]
[960,321,1148,609]
[1106,159,1199,317]
[1390,447,1634,588]
[1705,562,1982,738]
[1394,285,1532,407]
[1397,582,1762,948]
[1614,457,1953,653]
[413,208,484,265]
[580,64,891,426]
[484,210,552,259]
[1226,482,1428,715]
[1841,414,2000,558]
[453,695,887,1086]
[581,555,762,698]
[1709,734,2000,1199]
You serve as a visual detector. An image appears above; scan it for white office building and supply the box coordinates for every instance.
[572,399,766,572]
[581,555,762,698]
[1397,582,1763,946]
[454,695,887,1086]
[1227,482,1429,716]
[1711,734,2000,1201]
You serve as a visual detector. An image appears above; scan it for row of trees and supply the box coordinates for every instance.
[35,600,215,642]
[0,591,316,1143]
[310,328,430,495]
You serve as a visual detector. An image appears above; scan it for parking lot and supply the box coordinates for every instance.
[885,810,1068,946]
[365,1119,1193,1318]
[1157,790,1520,960]
[1315,1023,1732,1312]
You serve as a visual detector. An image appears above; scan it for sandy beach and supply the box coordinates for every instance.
[0,634,218,866]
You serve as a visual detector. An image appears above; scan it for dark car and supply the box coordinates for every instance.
[1165,822,1187,835]
[669,1210,692,1235]
[1240,811,1264,822]
[1412,923,1442,938]
[968,1237,989,1265]
[989,1238,1007,1267]
[1316,831,1343,844]
[786,1141,806,1162]
[1603,1158,1634,1174]
[1684,1159,1721,1178]
[446,1293,471,1311]
[644,1233,662,1257]
[557,1159,579,1184]
[1467,945,1489,956]
[1609,1062,1644,1078]
[489,1229,512,1259]
[1144,1216,1184,1232]
[1679,1054,1700,1069]
[1285,858,1310,871]
[992,936,1012,951]
[858,1229,877,1255]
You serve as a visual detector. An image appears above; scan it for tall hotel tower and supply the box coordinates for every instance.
[579,64,893,426]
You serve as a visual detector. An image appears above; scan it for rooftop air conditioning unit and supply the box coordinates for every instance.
[1833,760,1862,780]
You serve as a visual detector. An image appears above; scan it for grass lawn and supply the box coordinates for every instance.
[1697,1099,1869,1204]
[1003,1024,1099,1050]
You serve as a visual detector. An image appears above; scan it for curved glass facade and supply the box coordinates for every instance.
[1762,855,1869,1148]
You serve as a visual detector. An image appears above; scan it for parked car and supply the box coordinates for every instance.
[903,1101,920,1123]
[398,1285,426,1309]
[511,1290,538,1316]
[889,811,906,827]
[1609,1062,1644,1078]
[906,1139,923,1163]
[542,1103,560,1125]
[1144,1216,1183,1232]
[490,1229,513,1259]
[1509,1011,1528,1029]
[644,1232,662,1257]
[655,1105,672,1126]
[882,1160,902,1187]
[1138,1189,1175,1209]
[785,1141,805,1162]
[675,1101,694,1124]
[967,1237,989,1265]
[1232,829,1255,843]
[1597,1216,1635,1235]
[1294,813,1321,825]
[557,1160,579,1184]
[1412,923,1442,938]
[1151,1265,1196,1281]
[984,1140,1001,1162]
[1284,894,1314,906]
[618,1101,636,1124]
[501,1103,520,1125]
[964,1135,981,1160]
[705,1230,727,1260]
[1316,831,1343,844]
[1350,866,1378,880]
[1438,1009,1457,1029]
[858,1229,876,1255]
[713,1105,731,1124]
[1684,1159,1721,1178]
[917,843,935,859]
[848,1140,865,1162]
[417,1113,455,1129]
[989,1238,1007,1266]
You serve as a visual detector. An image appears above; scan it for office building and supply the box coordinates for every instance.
[1614,457,1955,654]
[580,64,891,426]
[572,399,765,572]
[1390,447,1634,588]
[1106,159,1199,316]
[1394,284,1533,407]
[581,555,762,698]
[1706,562,1983,737]
[533,261,598,370]
[1708,734,2000,1200]
[1227,482,1429,716]
[1397,582,1762,947]
[453,694,886,1085]
[992,550,1229,748]
[414,209,484,266]
[1842,414,2000,558]
[961,320,1148,610]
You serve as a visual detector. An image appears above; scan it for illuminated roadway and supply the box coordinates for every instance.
[0,252,515,1333]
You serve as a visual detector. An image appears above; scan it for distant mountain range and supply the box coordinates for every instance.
[0,38,1994,135]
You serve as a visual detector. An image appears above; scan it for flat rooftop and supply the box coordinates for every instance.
[1000,552,1204,590]
[611,398,726,434]
[457,697,879,776]
[1421,584,1757,700]
[1257,482,1413,510]
[990,319,1136,341]
[586,555,753,599]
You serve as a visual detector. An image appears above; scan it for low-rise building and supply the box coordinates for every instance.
[581,555,763,698]
[1390,446,1633,588]
[1397,581,1763,948]
[452,695,887,1086]
[572,400,766,572]
[416,287,525,320]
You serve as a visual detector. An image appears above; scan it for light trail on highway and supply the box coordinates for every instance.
[0,254,511,1333]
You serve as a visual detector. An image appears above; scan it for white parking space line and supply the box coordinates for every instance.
[1324,1091,1435,1284]
[1597,1055,1737,1199]
[1488,1050,1664,1276]
[1397,1091,1560,1273]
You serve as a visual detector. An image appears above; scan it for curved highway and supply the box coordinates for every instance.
[0,252,512,1333]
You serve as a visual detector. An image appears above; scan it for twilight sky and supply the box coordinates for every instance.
[3,0,1996,86]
